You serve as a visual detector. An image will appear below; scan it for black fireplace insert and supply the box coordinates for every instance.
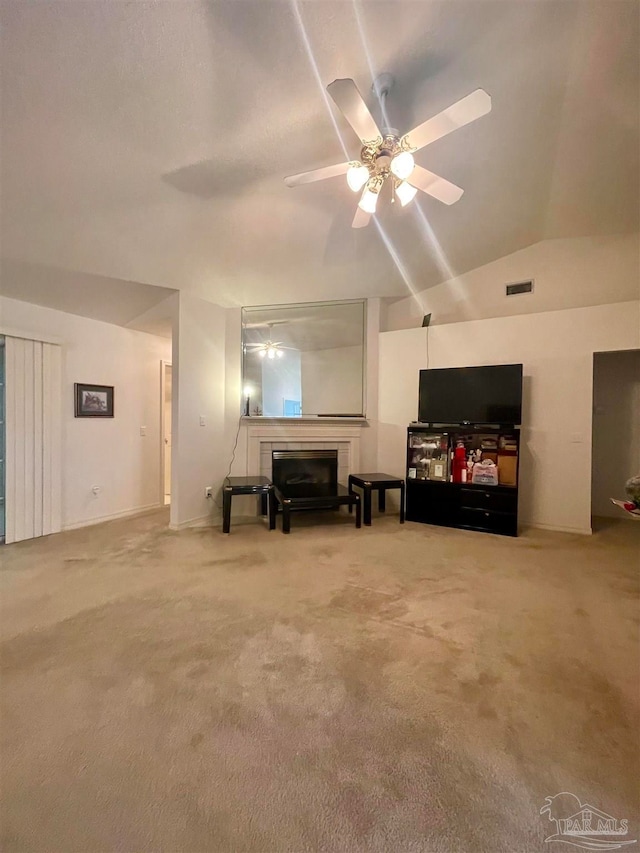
[272,449,338,494]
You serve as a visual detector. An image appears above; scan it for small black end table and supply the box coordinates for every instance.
[272,483,361,534]
[348,473,405,526]
[222,476,275,534]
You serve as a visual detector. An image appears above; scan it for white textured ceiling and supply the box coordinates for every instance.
[243,301,365,351]
[1,0,638,326]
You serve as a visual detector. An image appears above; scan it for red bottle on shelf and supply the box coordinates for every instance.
[453,441,467,483]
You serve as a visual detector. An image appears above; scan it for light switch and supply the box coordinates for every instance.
[140,425,147,436]
[199,415,206,426]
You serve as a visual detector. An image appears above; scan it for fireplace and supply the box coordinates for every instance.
[272,449,338,492]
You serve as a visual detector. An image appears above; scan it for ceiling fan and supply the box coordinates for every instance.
[284,75,491,228]
[244,324,296,359]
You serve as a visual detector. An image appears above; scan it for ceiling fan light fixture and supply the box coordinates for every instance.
[277,349,284,358]
[285,77,492,229]
[346,162,369,192]
[358,177,382,214]
[267,347,276,359]
[395,180,418,207]
[390,151,415,180]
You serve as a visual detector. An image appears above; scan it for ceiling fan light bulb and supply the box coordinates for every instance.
[277,349,284,358]
[267,347,276,359]
[396,180,418,206]
[391,151,415,180]
[259,349,266,358]
[358,186,379,214]
[346,163,369,192]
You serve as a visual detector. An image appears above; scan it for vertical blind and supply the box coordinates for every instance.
[5,336,62,543]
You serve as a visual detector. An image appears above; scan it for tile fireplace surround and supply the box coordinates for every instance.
[244,419,365,485]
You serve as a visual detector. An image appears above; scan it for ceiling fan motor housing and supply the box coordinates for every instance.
[362,133,407,178]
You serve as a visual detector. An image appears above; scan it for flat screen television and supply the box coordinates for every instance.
[418,364,523,425]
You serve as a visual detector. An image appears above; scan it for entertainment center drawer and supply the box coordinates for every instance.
[458,507,517,536]
[460,488,517,514]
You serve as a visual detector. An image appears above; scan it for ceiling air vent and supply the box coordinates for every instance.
[505,280,534,296]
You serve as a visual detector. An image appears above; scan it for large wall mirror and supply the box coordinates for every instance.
[242,300,366,417]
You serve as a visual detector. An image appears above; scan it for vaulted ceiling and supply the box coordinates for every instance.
[1,0,638,326]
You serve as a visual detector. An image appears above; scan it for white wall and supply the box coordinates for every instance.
[170,293,227,528]
[592,350,640,518]
[0,295,171,529]
[263,350,301,416]
[378,301,640,534]
[385,234,640,330]
[301,345,363,415]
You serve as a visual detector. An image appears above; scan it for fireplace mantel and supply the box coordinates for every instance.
[241,417,367,425]
[244,418,367,481]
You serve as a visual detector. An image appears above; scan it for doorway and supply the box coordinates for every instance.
[591,349,640,523]
[161,361,172,506]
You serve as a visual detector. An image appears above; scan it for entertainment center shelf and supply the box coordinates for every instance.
[406,480,518,536]
[406,421,521,537]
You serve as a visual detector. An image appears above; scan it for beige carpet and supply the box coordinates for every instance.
[1,509,638,852]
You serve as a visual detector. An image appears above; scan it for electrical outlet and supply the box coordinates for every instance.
[140,425,147,436]
[205,486,213,498]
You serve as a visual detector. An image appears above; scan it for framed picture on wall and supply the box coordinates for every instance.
[74,383,114,418]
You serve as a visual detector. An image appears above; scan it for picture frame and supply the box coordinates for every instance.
[74,383,114,418]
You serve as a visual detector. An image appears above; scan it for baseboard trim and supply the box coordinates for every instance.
[63,503,163,531]
[169,512,220,531]
[528,522,592,536]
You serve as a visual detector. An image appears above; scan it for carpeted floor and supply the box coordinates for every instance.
[1,509,638,852]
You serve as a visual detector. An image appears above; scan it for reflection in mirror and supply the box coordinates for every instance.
[242,300,366,417]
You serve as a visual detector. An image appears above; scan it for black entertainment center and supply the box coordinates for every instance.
[406,364,523,537]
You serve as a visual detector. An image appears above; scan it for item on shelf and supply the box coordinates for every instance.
[499,434,518,452]
[429,458,448,481]
[408,433,448,480]
[480,436,498,464]
[498,453,518,486]
[472,458,499,486]
[452,440,467,483]
[467,453,475,482]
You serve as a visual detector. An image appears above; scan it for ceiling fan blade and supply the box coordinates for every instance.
[410,165,464,205]
[243,320,290,329]
[284,162,350,188]
[402,89,491,152]
[327,79,382,144]
[352,205,371,229]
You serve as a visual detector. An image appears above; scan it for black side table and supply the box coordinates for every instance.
[222,476,275,534]
[348,473,405,526]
